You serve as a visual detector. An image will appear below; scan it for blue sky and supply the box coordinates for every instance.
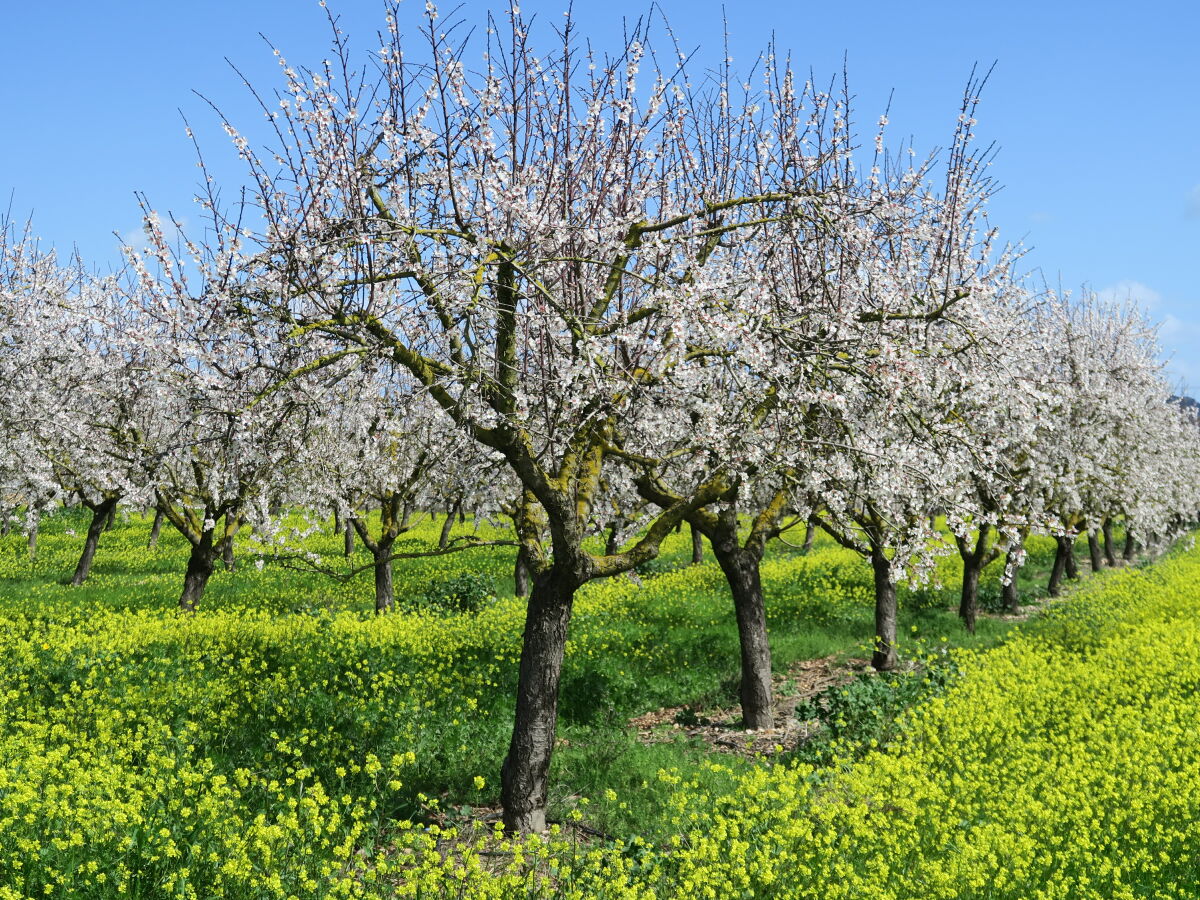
[3,0,1198,388]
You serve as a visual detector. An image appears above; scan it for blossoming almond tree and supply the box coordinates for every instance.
[0,224,163,582]
[270,363,514,613]
[118,215,326,612]
[194,5,849,831]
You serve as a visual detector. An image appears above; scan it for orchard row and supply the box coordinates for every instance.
[2,4,1197,832]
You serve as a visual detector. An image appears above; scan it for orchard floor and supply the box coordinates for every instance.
[0,509,1185,898]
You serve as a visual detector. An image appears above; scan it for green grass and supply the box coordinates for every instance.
[0,504,1128,897]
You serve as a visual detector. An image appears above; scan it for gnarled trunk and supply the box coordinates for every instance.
[711,536,774,730]
[148,508,164,548]
[1101,518,1118,566]
[180,532,217,612]
[501,563,582,833]
[870,551,898,671]
[1048,535,1072,596]
[71,497,118,586]
[690,522,704,564]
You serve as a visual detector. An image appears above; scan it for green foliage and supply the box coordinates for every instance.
[415,572,496,614]
[793,653,958,766]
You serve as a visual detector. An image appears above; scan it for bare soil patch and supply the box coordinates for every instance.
[629,653,875,757]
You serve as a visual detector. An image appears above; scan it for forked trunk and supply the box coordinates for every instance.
[1101,518,1118,566]
[400,501,413,531]
[870,551,898,671]
[711,540,774,730]
[501,564,582,833]
[1087,530,1103,572]
[690,522,704,564]
[180,532,217,612]
[957,525,991,635]
[148,508,164,548]
[71,497,117,586]
[103,503,117,531]
[514,546,531,598]
[1048,535,1072,596]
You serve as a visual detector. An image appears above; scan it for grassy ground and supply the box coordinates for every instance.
[0,508,1124,897]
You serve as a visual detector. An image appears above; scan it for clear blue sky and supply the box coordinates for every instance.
[3,0,1198,388]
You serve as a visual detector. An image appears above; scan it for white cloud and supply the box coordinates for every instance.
[1096,279,1162,310]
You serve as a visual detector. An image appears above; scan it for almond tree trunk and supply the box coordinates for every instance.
[1048,535,1072,596]
[27,512,38,561]
[1064,537,1080,580]
[801,518,817,554]
[1101,518,1118,566]
[957,525,993,635]
[1087,530,1104,572]
[514,546,532,598]
[1001,543,1022,613]
[438,499,461,549]
[711,539,774,730]
[343,520,355,557]
[870,551,899,671]
[148,508,165,548]
[1123,526,1136,562]
[501,561,584,833]
[373,540,395,613]
[690,522,704,564]
[71,497,118,586]
[180,531,218,612]
[959,558,982,634]
[605,522,621,556]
